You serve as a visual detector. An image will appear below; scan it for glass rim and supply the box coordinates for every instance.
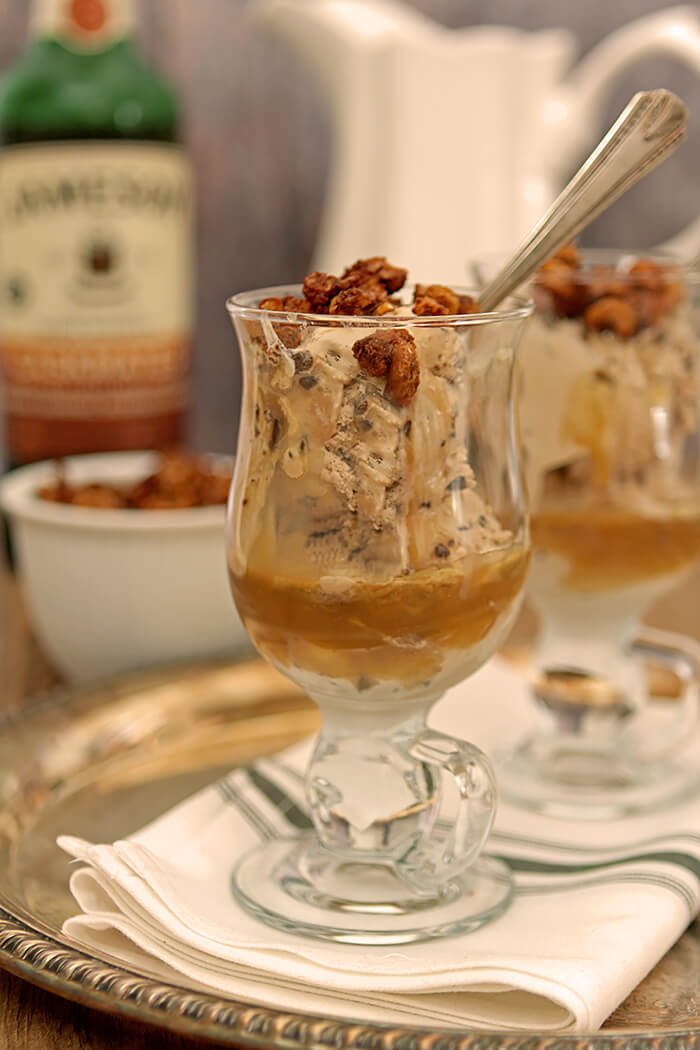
[226,284,534,327]
[501,247,700,285]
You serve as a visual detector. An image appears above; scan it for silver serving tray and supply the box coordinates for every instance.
[0,658,698,1049]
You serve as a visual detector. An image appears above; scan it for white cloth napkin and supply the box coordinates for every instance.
[58,655,700,1033]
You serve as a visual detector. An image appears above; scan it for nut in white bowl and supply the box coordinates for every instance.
[0,451,252,683]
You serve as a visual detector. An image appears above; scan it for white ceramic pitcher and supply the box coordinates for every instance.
[254,0,700,282]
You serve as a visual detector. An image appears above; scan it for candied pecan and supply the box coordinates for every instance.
[352,329,395,376]
[628,258,665,292]
[274,322,304,349]
[536,259,587,317]
[553,242,581,268]
[414,284,460,314]
[199,472,232,505]
[632,278,684,327]
[586,265,629,301]
[158,451,199,491]
[386,333,420,405]
[412,286,477,315]
[630,289,667,328]
[71,484,127,509]
[282,295,311,312]
[663,276,686,308]
[584,296,638,339]
[329,285,386,315]
[458,294,479,314]
[38,452,232,509]
[303,271,340,311]
[341,256,407,294]
[413,295,450,316]
[258,296,286,311]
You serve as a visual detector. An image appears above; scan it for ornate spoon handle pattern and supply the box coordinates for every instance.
[479,89,687,312]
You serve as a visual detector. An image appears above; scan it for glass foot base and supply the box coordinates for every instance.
[232,835,513,945]
[497,742,700,820]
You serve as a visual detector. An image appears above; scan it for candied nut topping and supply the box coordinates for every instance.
[340,256,408,294]
[536,258,587,318]
[535,243,686,338]
[458,294,479,315]
[413,295,450,316]
[584,296,638,339]
[259,257,475,321]
[258,296,286,312]
[387,337,420,405]
[586,266,629,302]
[352,329,420,405]
[71,484,127,509]
[303,272,340,311]
[628,259,665,292]
[553,242,581,268]
[251,257,483,406]
[352,329,395,377]
[414,284,460,315]
[255,295,312,349]
[257,295,312,313]
[273,323,302,349]
[329,285,386,316]
[282,296,312,312]
[413,284,480,317]
[39,451,232,509]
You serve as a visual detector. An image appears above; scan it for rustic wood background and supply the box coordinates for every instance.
[0,0,698,452]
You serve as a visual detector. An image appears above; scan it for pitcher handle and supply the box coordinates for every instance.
[555,5,700,256]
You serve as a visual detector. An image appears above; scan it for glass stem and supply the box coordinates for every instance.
[306,703,439,863]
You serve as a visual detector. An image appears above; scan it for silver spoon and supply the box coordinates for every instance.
[478,89,688,313]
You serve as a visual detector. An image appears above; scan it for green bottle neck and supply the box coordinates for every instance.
[31,0,135,52]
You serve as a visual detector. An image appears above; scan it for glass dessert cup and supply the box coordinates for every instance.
[499,249,700,819]
[225,285,532,944]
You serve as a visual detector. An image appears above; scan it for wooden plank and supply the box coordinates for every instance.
[0,969,222,1050]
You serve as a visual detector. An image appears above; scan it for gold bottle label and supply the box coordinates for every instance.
[0,141,194,463]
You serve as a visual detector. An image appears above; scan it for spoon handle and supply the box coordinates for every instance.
[478,89,687,313]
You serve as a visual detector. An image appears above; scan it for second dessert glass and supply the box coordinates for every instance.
[226,283,532,943]
[500,249,700,818]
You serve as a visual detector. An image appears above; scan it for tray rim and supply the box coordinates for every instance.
[2,908,698,1050]
[0,664,699,1049]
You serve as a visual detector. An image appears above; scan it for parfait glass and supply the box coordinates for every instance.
[499,249,700,818]
[225,287,532,944]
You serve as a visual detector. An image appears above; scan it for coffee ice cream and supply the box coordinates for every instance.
[228,259,529,698]
[520,247,700,607]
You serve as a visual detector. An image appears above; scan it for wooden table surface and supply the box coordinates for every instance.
[2,561,700,1049]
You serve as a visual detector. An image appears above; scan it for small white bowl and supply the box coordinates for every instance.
[0,451,252,683]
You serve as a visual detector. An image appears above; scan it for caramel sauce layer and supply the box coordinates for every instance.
[232,546,529,687]
[532,506,700,590]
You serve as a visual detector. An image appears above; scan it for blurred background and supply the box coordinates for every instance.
[1,0,698,457]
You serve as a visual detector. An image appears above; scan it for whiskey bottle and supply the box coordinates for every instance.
[0,0,194,466]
